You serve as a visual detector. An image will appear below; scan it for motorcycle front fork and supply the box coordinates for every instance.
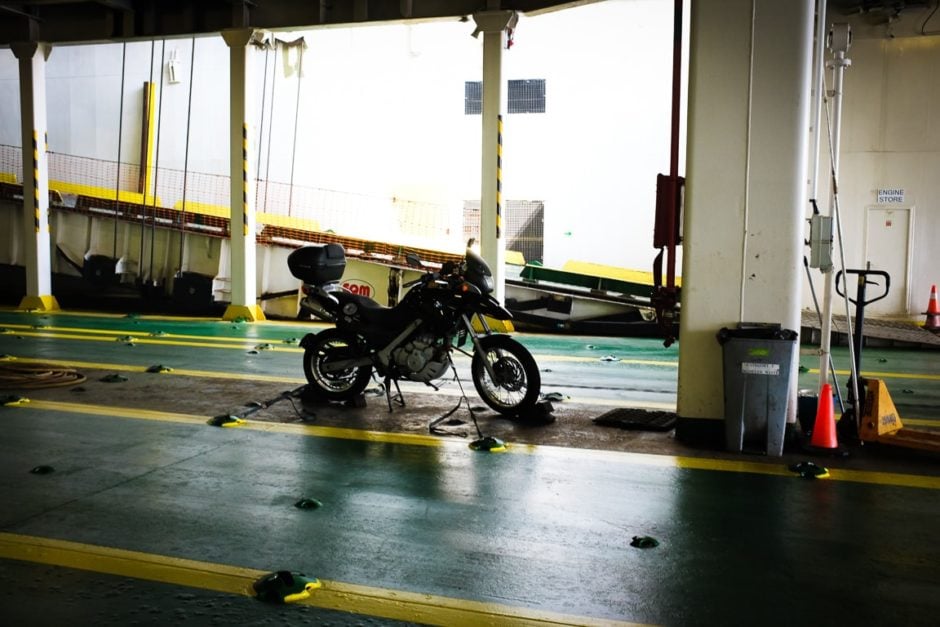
[462,314,499,383]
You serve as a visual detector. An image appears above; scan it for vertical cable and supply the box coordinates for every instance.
[262,42,278,214]
[178,37,196,272]
[739,0,757,320]
[287,40,305,217]
[255,43,270,211]
[140,40,155,274]
[113,42,126,260]
[149,40,167,285]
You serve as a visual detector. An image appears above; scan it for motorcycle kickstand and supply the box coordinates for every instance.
[384,376,405,412]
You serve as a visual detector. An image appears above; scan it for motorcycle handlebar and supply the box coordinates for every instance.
[402,260,464,289]
[403,272,438,289]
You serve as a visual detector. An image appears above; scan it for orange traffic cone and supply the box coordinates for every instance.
[809,383,839,449]
[924,285,940,332]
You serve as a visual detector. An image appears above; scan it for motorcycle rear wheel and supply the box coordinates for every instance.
[302,329,373,401]
[471,334,541,415]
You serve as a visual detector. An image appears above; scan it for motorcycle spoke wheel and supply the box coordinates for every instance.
[471,335,540,415]
[303,331,372,401]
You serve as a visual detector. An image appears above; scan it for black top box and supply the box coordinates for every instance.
[288,243,346,284]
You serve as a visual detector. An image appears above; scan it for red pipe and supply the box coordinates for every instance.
[652,0,684,346]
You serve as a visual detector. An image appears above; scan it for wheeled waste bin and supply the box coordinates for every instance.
[717,323,798,456]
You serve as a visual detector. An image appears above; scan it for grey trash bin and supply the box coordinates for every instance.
[717,323,798,456]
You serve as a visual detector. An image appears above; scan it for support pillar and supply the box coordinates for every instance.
[472,9,517,305]
[12,41,59,312]
[676,0,814,442]
[221,29,264,322]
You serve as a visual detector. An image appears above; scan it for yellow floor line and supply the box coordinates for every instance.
[0,307,235,323]
[902,418,936,427]
[802,367,940,382]
[0,533,642,627]
[3,329,304,352]
[7,318,940,377]
[18,399,454,448]
[4,326,676,366]
[14,356,307,384]
[8,356,677,410]
[0,307,321,327]
[10,355,937,419]
[14,354,935,421]
[1,322,308,345]
[532,354,678,366]
[10,399,940,491]
[21,399,211,426]
[2,320,672,366]
[9,323,940,376]
[530,442,940,490]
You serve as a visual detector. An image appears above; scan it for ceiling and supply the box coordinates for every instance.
[1,0,936,49]
[830,0,932,14]
[0,0,598,47]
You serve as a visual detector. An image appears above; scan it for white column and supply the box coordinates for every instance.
[221,29,264,321]
[12,41,59,312]
[817,24,853,393]
[473,10,517,306]
[677,0,814,440]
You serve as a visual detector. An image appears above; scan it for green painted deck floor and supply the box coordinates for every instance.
[0,309,938,626]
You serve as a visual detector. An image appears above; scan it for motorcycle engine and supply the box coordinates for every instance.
[391,334,450,382]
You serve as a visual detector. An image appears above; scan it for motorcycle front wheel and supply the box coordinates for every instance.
[302,329,373,401]
[471,334,541,415]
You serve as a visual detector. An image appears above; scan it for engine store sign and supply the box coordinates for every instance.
[343,279,375,298]
[876,188,905,204]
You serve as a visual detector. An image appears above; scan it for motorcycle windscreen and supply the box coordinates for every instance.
[464,249,495,294]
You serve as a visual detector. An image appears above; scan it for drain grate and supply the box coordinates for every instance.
[592,408,677,432]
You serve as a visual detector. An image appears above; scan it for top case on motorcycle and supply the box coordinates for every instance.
[288,244,346,284]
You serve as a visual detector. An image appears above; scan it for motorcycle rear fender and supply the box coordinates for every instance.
[299,330,356,350]
[299,333,318,349]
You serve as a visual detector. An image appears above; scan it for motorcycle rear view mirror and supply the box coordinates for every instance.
[405,252,423,268]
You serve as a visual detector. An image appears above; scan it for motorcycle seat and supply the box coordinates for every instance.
[333,291,405,326]
[335,291,382,311]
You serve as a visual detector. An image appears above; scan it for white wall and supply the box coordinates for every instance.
[0,50,21,146]
[0,0,683,270]
[4,3,938,317]
[505,1,681,270]
[807,11,940,317]
[3,2,938,307]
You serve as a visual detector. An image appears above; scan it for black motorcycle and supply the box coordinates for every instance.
[288,242,541,417]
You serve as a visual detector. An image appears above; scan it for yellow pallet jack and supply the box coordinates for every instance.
[835,268,940,453]
[858,378,940,452]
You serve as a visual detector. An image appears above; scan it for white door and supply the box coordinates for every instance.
[864,207,912,316]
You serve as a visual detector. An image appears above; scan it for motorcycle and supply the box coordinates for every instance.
[287,242,541,418]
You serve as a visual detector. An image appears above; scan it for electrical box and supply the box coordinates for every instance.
[809,215,833,271]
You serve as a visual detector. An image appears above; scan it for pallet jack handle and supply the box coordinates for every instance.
[835,267,890,307]
[834,266,890,439]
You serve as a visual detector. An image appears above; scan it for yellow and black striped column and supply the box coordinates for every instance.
[12,41,58,312]
[221,29,264,322]
[496,114,503,240]
[474,14,515,307]
[31,130,41,233]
